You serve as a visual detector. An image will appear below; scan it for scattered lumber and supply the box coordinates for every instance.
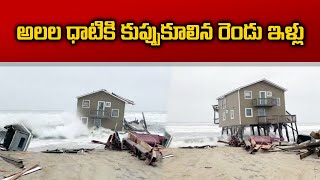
[0,154,24,168]
[179,145,216,149]
[3,165,41,180]
[6,164,39,180]
[42,148,94,154]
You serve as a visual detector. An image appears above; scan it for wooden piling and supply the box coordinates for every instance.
[284,124,290,142]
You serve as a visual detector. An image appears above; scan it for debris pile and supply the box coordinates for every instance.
[281,130,320,160]
[219,135,283,154]
[91,112,173,166]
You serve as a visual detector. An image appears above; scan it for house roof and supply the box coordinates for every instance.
[217,79,287,100]
[76,89,135,105]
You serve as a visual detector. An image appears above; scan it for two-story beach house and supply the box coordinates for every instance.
[76,89,134,131]
[213,79,298,141]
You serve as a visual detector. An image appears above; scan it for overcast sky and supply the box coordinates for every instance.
[0,66,171,112]
[0,65,319,124]
[167,66,320,124]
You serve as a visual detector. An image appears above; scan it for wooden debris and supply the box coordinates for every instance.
[42,148,94,154]
[243,139,251,150]
[6,164,39,180]
[250,144,262,154]
[300,150,315,160]
[123,132,164,166]
[162,154,174,159]
[4,165,41,179]
[0,154,24,168]
[310,131,320,139]
[261,144,273,151]
[179,145,216,149]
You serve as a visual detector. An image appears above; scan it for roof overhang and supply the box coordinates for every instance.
[77,89,135,105]
[216,78,287,100]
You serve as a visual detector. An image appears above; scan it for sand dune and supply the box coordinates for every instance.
[1,147,320,180]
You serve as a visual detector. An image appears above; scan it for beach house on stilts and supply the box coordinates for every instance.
[213,79,298,141]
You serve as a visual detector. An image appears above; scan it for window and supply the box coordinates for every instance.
[244,91,252,99]
[18,138,26,148]
[245,108,253,117]
[94,119,101,127]
[105,102,111,107]
[226,109,228,114]
[230,110,234,119]
[267,91,272,97]
[276,98,281,106]
[223,98,226,109]
[82,100,90,108]
[223,112,226,121]
[81,117,88,125]
[111,109,120,117]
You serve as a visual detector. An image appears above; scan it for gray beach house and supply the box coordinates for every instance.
[213,79,298,141]
[76,89,134,131]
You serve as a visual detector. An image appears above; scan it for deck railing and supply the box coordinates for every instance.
[257,115,296,124]
[89,110,110,119]
[253,98,277,107]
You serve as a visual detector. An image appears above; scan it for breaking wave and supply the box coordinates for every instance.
[0,111,167,151]
[0,111,89,139]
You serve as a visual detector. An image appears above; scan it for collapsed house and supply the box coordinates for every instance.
[92,113,173,166]
[0,124,32,151]
[76,89,135,131]
[213,79,298,141]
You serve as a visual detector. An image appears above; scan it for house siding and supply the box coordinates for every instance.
[239,81,286,125]
[218,91,240,127]
[77,91,126,131]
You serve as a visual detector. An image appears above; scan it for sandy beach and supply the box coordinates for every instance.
[1,147,320,180]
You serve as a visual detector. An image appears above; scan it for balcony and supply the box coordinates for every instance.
[253,98,277,107]
[257,115,296,124]
[89,110,110,119]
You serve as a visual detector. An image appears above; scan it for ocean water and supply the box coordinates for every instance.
[1,111,320,151]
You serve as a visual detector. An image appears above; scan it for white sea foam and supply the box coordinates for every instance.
[1,111,320,151]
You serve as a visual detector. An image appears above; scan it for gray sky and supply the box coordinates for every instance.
[1,65,320,124]
[0,66,172,112]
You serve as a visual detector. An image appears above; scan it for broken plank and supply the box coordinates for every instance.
[250,145,262,154]
[283,141,320,151]
[0,154,24,169]
[8,164,39,180]
[217,140,229,144]
[243,139,251,150]
[300,150,314,160]
[261,144,272,151]
[162,154,174,159]
[135,144,149,155]
[4,166,41,179]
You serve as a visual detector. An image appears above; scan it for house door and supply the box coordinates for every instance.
[258,108,266,117]
[97,101,105,116]
[259,91,267,105]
